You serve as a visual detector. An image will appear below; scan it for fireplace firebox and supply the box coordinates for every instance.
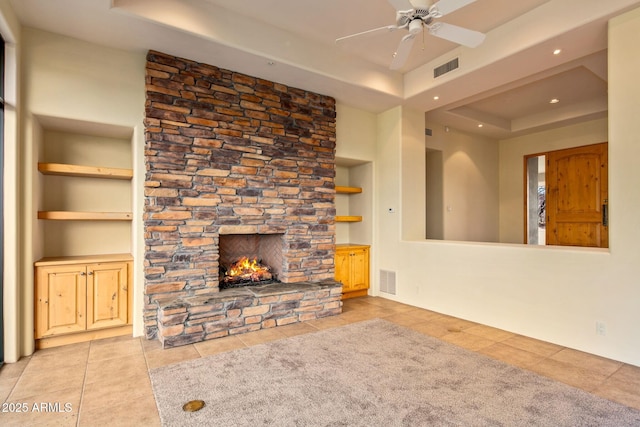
[219,234,283,289]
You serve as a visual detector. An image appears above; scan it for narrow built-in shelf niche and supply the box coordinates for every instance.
[37,163,133,221]
[335,161,373,246]
[37,121,133,258]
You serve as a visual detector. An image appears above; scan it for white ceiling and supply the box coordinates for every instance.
[201,0,550,72]
[8,0,640,139]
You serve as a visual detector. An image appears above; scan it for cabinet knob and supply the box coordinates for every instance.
[88,271,94,276]
[80,272,86,276]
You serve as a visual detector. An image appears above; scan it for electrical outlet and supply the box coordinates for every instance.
[596,321,607,336]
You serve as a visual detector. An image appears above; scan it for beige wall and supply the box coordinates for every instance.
[425,123,500,242]
[335,104,377,163]
[373,6,640,366]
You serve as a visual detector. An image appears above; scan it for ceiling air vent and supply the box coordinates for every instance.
[434,57,459,78]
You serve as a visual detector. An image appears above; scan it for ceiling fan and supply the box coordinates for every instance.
[336,0,486,70]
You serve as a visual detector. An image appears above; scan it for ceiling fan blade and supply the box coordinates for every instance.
[430,0,476,16]
[428,22,485,47]
[388,0,414,11]
[390,33,416,70]
[336,25,401,43]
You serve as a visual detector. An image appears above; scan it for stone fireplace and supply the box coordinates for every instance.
[143,51,342,347]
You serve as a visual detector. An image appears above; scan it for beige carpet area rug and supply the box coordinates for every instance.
[150,319,640,426]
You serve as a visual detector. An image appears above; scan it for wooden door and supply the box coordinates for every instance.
[334,249,353,292]
[546,143,608,247]
[349,247,370,291]
[86,262,129,330]
[35,265,87,338]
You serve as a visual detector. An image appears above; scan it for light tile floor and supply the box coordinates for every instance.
[1,296,639,426]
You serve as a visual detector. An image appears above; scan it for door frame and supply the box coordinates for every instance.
[523,151,547,244]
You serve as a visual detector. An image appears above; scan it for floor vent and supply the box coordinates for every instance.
[434,57,459,78]
[380,270,397,295]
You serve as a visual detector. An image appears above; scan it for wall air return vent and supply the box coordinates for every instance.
[434,57,459,78]
[380,270,397,295]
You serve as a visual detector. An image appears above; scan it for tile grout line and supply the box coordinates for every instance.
[589,361,627,394]
[75,343,92,427]
[2,357,30,404]
[140,336,163,425]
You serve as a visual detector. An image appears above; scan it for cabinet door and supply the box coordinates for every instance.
[334,249,353,292]
[35,265,87,338]
[86,262,129,330]
[350,248,370,291]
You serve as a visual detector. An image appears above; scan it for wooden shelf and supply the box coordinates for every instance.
[336,243,370,249]
[38,211,133,221]
[336,185,362,194]
[336,215,362,223]
[35,253,133,267]
[336,186,363,222]
[38,162,133,180]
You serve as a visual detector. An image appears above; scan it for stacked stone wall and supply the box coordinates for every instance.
[144,51,337,339]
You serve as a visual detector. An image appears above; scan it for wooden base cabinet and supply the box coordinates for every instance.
[35,255,132,343]
[335,244,370,299]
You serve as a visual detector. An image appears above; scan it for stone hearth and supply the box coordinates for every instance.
[143,50,341,346]
[157,281,342,348]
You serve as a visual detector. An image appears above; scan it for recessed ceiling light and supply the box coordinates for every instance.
[478,124,483,128]
[549,98,560,104]
[553,49,562,55]
[267,61,276,66]
[433,96,439,100]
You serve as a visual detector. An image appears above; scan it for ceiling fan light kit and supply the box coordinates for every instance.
[336,0,486,70]
[408,19,424,34]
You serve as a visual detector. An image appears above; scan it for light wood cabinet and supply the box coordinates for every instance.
[335,244,370,299]
[35,255,132,341]
[35,264,87,337]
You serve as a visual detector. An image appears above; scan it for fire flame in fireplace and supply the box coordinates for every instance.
[224,257,273,284]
